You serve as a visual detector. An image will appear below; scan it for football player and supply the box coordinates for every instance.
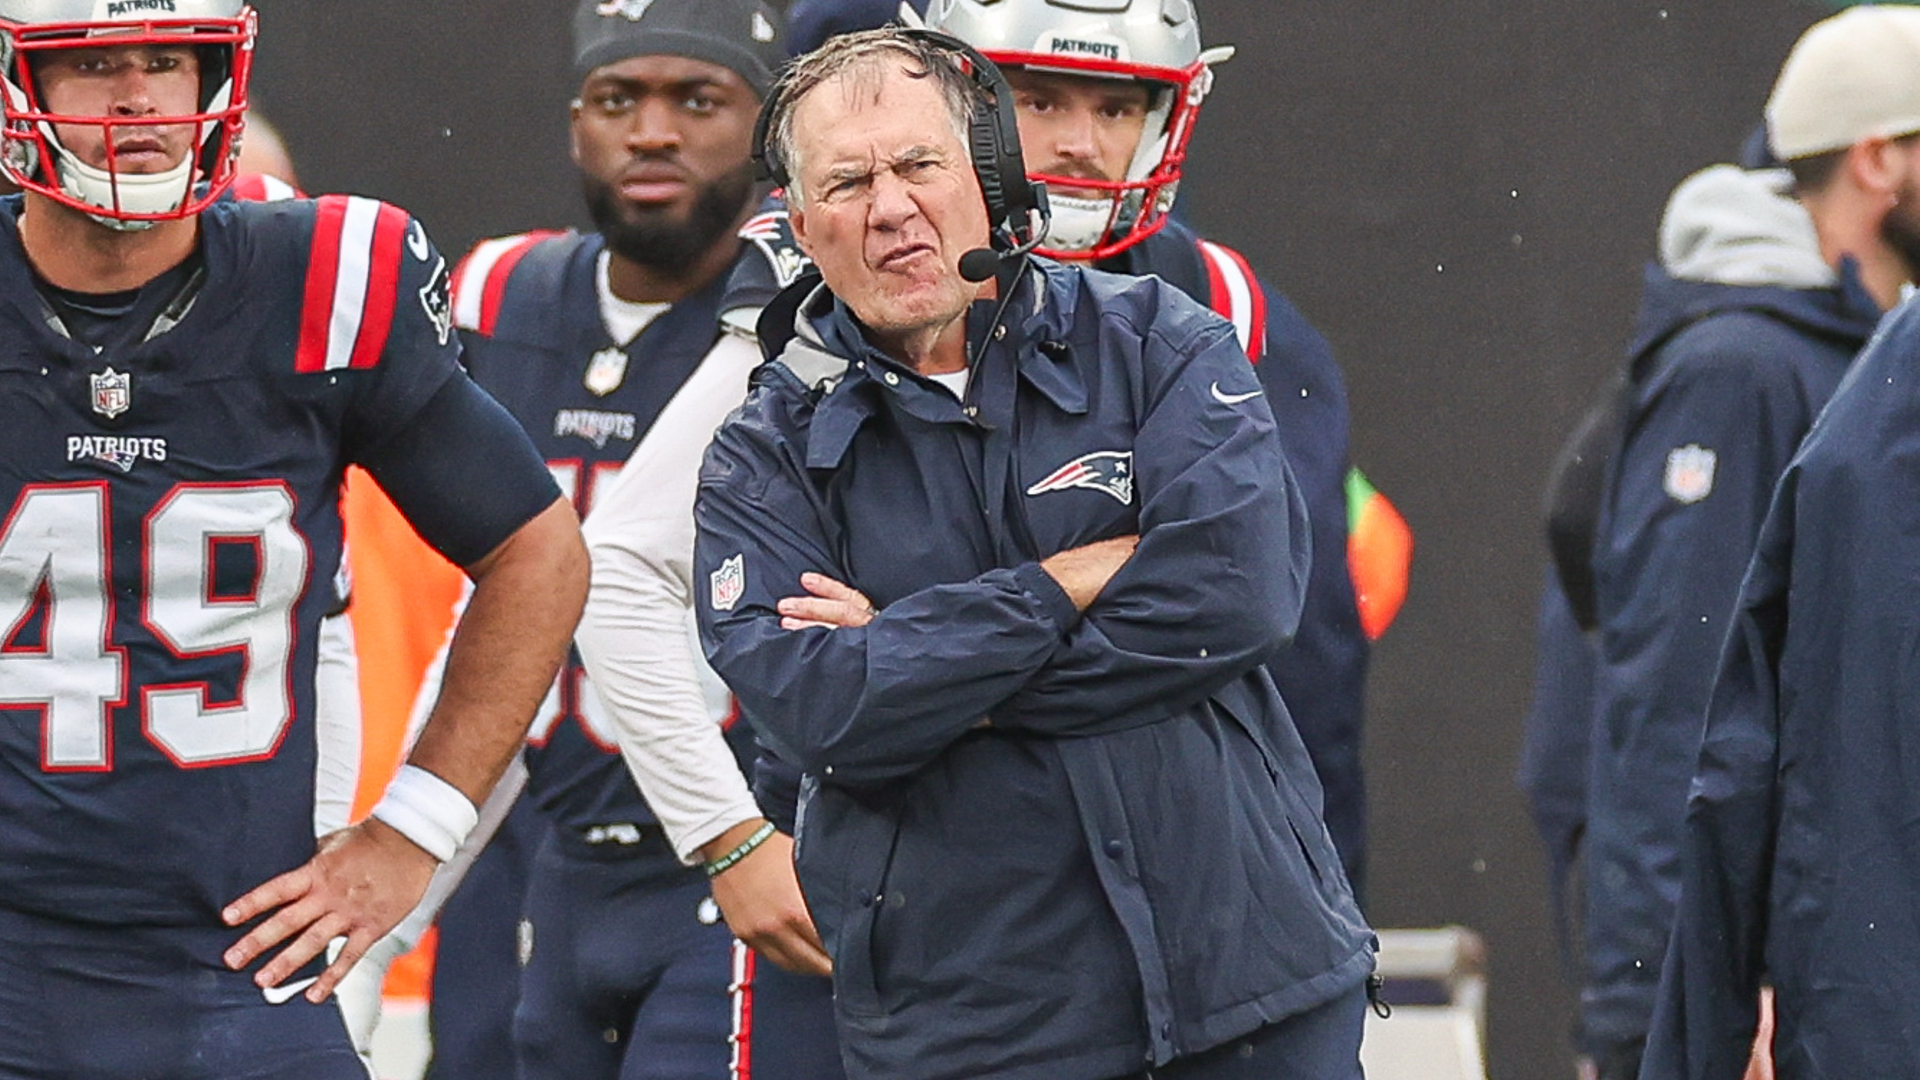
[399,2,809,1078]
[0,3,588,1078]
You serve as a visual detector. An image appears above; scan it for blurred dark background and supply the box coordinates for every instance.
[246,2,1848,1075]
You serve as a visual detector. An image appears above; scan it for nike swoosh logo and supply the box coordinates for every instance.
[1211,382,1264,405]
[261,976,319,1005]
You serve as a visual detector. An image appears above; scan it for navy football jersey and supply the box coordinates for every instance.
[0,193,481,926]
[451,231,753,833]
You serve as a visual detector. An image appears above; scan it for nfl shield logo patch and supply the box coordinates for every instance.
[90,367,131,419]
[584,347,630,396]
[710,554,746,611]
[1664,444,1717,504]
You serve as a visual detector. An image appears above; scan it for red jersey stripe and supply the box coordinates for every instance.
[729,940,757,1080]
[450,232,561,337]
[230,174,303,203]
[478,233,559,337]
[1197,239,1265,364]
[1216,242,1267,364]
[294,195,350,374]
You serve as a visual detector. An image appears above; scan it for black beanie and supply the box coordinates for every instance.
[573,0,786,98]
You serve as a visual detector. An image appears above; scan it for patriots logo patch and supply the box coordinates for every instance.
[1026,451,1134,505]
[740,211,811,290]
[419,256,453,346]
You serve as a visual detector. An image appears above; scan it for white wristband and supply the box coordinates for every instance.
[369,765,479,863]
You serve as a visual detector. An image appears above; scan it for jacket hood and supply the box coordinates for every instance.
[1659,165,1830,288]
[1628,164,1879,361]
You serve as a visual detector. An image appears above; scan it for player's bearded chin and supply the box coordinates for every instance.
[582,160,756,277]
[1883,182,1920,286]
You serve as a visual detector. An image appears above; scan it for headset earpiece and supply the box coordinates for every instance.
[900,28,1042,248]
[749,85,786,188]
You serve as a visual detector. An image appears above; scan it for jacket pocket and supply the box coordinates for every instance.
[792,786,896,1019]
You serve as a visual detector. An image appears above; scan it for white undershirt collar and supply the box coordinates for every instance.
[924,367,969,400]
[597,250,669,346]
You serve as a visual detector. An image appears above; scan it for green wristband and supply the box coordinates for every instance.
[704,821,778,878]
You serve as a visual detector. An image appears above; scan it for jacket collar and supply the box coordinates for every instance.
[764,260,1092,470]
[1627,253,1884,366]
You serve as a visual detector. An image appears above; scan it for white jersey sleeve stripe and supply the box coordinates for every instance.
[1198,240,1255,356]
[575,331,765,862]
[323,196,382,372]
[255,175,299,202]
[451,236,527,333]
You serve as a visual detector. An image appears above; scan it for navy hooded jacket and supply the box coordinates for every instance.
[692,258,1373,1080]
[728,206,1375,895]
[1639,292,1920,1079]
[1582,165,1881,1059]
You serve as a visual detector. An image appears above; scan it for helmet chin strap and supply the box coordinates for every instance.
[53,146,194,232]
[35,113,196,232]
[1044,192,1116,255]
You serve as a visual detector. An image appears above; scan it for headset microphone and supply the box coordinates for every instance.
[958,189,1052,283]
[957,247,1003,283]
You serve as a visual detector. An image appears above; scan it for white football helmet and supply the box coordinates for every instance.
[922,0,1233,258]
[0,0,255,229]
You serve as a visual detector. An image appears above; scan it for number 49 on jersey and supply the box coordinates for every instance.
[0,482,308,771]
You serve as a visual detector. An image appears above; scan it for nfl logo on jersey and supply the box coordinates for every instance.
[90,368,131,419]
[710,554,745,612]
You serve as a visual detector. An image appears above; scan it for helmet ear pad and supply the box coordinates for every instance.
[899,27,1043,251]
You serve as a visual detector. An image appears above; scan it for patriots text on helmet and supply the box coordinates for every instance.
[105,0,178,16]
[1047,37,1120,61]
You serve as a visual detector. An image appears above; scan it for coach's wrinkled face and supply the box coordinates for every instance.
[786,57,991,354]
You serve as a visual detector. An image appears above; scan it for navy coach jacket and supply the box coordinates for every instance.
[693,259,1374,1080]
[1642,297,1920,1079]
[1582,165,1880,1058]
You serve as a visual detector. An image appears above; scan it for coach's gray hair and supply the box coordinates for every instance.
[764,28,976,205]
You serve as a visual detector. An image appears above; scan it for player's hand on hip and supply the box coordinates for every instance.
[220,817,436,1004]
[705,823,832,976]
[777,571,878,631]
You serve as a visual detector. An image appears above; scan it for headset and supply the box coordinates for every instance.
[751,27,1050,281]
